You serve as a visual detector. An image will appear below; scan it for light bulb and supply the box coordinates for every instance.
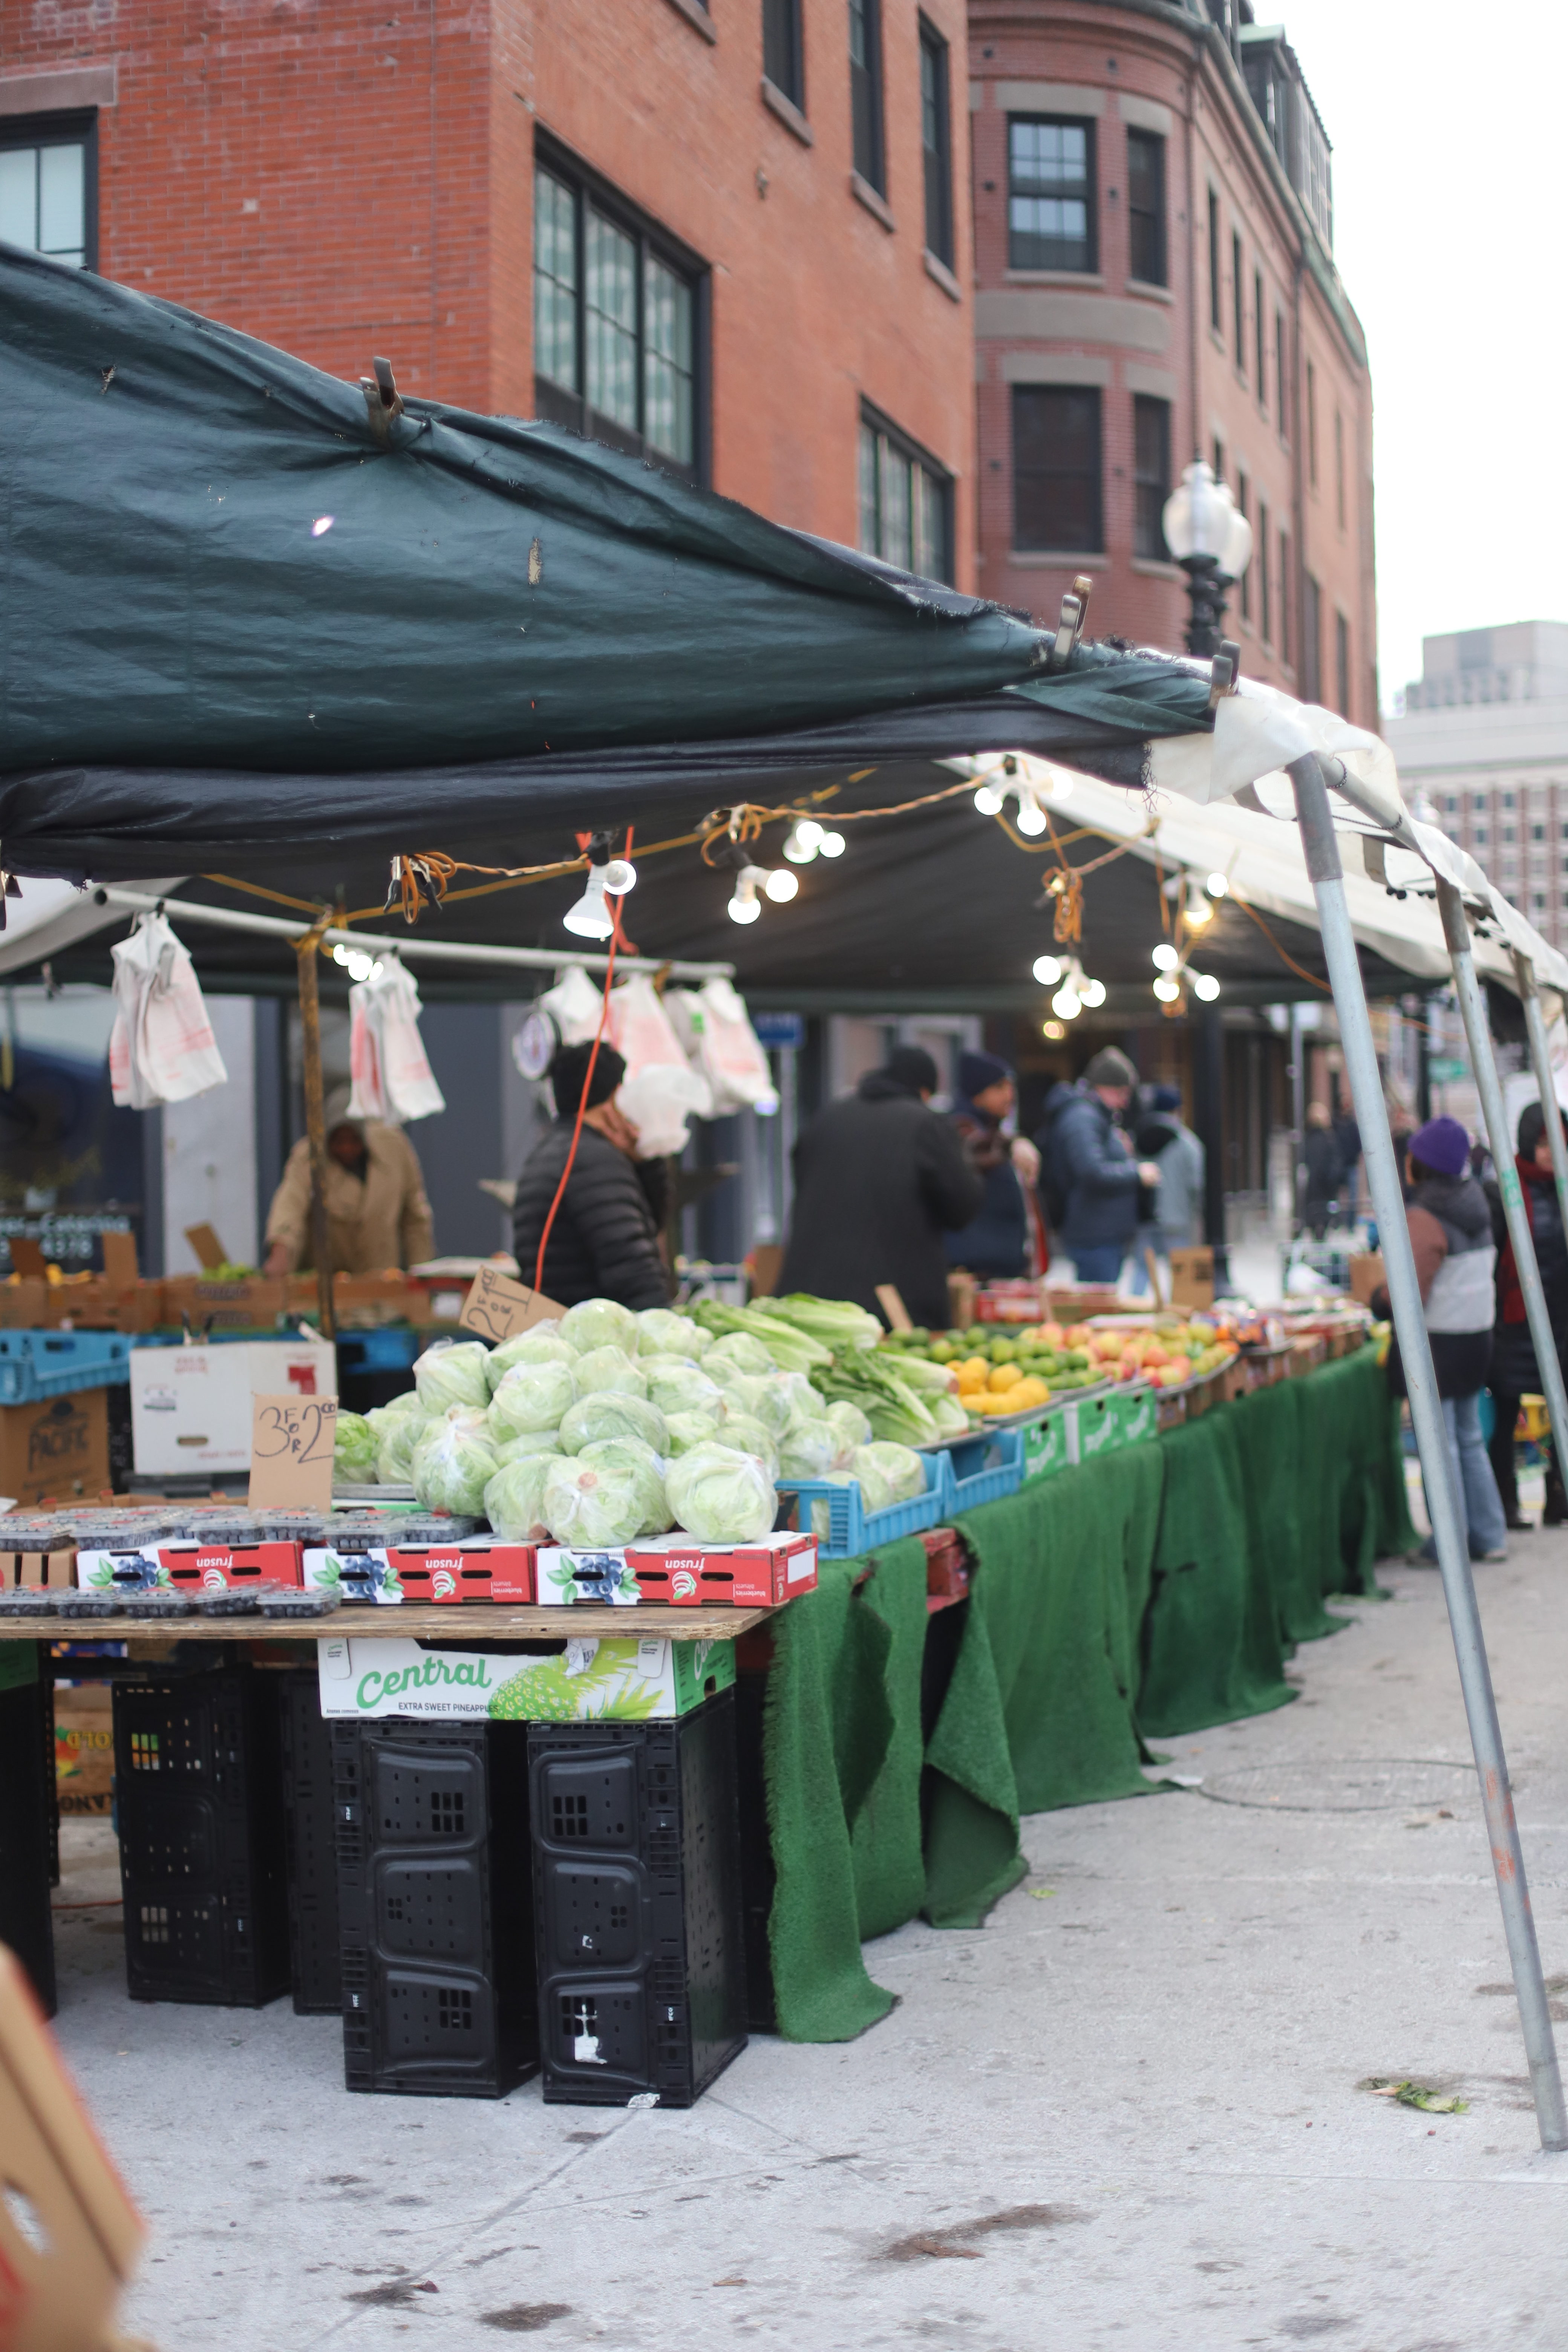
[1184,888,1214,928]
[817,830,846,858]
[974,780,1006,816]
[784,821,822,863]
[562,865,614,939]
[1080,977,1106,1009]
[1052,986,1082,1020]
[346,951,375,983]
[763,868,798,903]
[331,942,352,966]
[1153,975,1181,1003]
[603,858,636,894]
[727,869,763,924]
[1032,954,1063,985]
[1152,942,1179,972]
[1191,972,1221,1002]
[1042,1019,1067,1041]
[1015,791,1048,837]
[1206,871,1230,899]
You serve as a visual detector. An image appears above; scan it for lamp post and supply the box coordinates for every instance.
[1161,459,1254,657]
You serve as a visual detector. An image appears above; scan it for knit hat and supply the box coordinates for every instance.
[883,1045,940,1097]
[1083,1046,1138,1091]
[958,1050,1013,1100]
[1150,1084,1182,1113]
[322,1084,366,1138]
[549,1040,626,1114]
[1408,1114,1470,1178]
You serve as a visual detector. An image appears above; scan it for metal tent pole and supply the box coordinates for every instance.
[1288,753,1567,2152]
[1513,950,1568,1255]
[295,926,336,1344]
[1438,890,1568,1494]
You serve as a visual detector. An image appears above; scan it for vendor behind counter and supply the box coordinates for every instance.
[263,1084,436,1274]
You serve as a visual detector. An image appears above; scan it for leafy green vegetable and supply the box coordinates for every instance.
[411,1409,498,1514]
[491,1428,565,1466]
[636,1306,712,1358]
[374,1408,432,1485]
[692,1297,832,1372]
[824,1399,873,1461]
[559,1297,641,1356]
[704,1330,778,1378]
[333,1411,378,1479]
[644,1361,724,1419]
[483,1451,566,1540]
[413,1339,492,1413]
[664,1410,724,1455]
[485,1326,574,1386]
[488,1359,577,1438]
[542,1453,649,1545]
[579,1436,671,1534]
[715,1411,779,1472]
[558,1390,669,1455]
[818,1352,939,1444]
[758,1293,881,1354]
[571,1345,648,1398]
[853,1441,927,1507]
[665,1442,777,1542]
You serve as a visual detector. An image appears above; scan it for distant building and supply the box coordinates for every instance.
[969,0,1377,719]
[1387,624,1568,951]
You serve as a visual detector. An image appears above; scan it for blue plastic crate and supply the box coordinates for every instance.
[936,1424,1025,1514]
[0,1330,133,1405]
[776,1450,944,1560]
[334,1328,422,1376]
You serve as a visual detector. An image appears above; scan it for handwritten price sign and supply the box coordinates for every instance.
[248,1393,339,1509]
[459,1265,565,1345]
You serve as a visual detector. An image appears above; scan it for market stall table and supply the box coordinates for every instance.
[0,1605,776,1643]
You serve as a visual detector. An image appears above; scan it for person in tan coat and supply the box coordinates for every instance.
[262,1087,435,1274]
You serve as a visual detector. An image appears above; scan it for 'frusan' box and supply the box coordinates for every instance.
[534,1533,817,1608]
[303,1539,536,1605]
[316,1631,735,1720]
[77,1541,303,1593]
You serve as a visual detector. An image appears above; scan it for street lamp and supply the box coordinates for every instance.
[1161,460,1254,657]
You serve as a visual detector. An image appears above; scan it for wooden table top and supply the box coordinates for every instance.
[0,1602,776,1643]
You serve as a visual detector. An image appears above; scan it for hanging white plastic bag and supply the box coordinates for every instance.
[617,1064,713,1157]
[108,913,228,1109]
[606,973,705,1093]
[347,961,445,1124]
[539,965,604,1047]
[688,978,778,1115]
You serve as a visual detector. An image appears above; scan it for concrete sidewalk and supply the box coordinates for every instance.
[52,1533,1568,2350]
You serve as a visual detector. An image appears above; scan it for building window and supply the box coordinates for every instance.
[1335,610,1350,717]
[1208,189,1221,331]
[1009,118,1096,273]
[1012,385,1102,553]
[1126,130,1165,285]
[919,18,953,265]
[849,0,885,194]
[1306,360,1318,487]
[1132,395,1170,559]
[1334,409,1346,530]
[532,151,704,478]
[0,112,95,268]
[763,0,805,110]
[1302,572,1323,702]
[1254,271,1266,407]
[1232,232,1245,372]
[1211,436,1225,486]
[1237,471,1251,621]
[1278,530,1291,665]
[1276,311,1289,438]
[1258,500,1271,642]
[858,406,952,582]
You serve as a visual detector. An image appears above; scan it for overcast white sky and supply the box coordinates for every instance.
[1280,2,1568,709]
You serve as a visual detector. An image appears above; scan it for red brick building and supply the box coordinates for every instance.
[0,0,975,583]
[969,0,1376,717]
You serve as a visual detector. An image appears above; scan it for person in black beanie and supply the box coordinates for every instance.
[511,1041,671,1309]
[943,1049,1038,1279]
[779,1045,985,1327]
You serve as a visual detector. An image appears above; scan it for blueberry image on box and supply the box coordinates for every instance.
[547,1551,640,1606]
[309,1547,403,1604]
[83,1549,168,1592]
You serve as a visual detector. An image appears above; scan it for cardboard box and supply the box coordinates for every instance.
[0,1279,52,1330]
[1348,1252,1385,1306]
[302,1539,536,1604]
[130,1336,337,1473]
[1167,1247,1216,1310]
[54,1686,114,1816]
[1021,1404,1073,1483]
[162,1272,288,1330]
[315,1631,736,1721]
[623,1532,817,1607]
[1075,1382,1157,1462]
[0,1387,110,1505]
[76,1540,305,1592]
[2,1547,77,1589]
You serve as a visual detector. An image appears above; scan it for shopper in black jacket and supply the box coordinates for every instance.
[779,1046,985,1328]
[511,1043,670,1309]
[1485,1100,1568,1527]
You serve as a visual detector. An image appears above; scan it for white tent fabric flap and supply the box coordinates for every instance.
[108,911,228,1109]
[346,959,445,1124]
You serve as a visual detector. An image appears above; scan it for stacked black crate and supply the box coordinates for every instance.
[528,1690,747,2107]
[113,1665,290,2006]
[333,1720,536,2098]
[0,1659,57,2016]
[278,1668,340,2014]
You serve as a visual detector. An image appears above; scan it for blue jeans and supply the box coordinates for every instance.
[1068,1244,1126,1283]
[1426,1390,1508,1557]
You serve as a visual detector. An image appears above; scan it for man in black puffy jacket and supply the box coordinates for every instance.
[511,1043,671,1309]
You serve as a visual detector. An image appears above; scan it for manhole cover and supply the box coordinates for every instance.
[1198,1759,1478,1813]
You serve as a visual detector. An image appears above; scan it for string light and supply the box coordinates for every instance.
[763,868,799,903]
[1015,787,1048,837]
[1153,975,1181,1003]
[562,865,615,939]
[1206,872,1230,899]
[973,776,1007,816]
[1152,943,1179,972]
[603,858,637,895]
[1052,982,1083,1020]
[816,830,846,858]
[784,820,823,863]
[1033,954,1063,985]
[1191,972,1221,1001]
[1184,882,1214,928]
[727,868,763,924]
[1079,976,1106,1009]
[1042,1019,1067,1040]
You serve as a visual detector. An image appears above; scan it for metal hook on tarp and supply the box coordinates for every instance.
[361,355,404,446]
[1207,639,1241,710]
[1047,575,1093,671]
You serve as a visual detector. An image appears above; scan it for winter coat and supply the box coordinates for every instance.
[511,1121,670,1310]
[265,1124,435,1274]
[1487,1156,1568,1396]
[1144,1118,1206,1247]
[1386,1169,1496,1400]
[1302,1129,1342,1211]
[943,1096,1027,1278]
[1040,1086,1141,1253]
[779,1070,985,1329]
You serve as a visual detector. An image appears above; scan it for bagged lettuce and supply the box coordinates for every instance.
[558,1391,669,1456]
[644,1361,724,1420]
[854,1441,927,1508]
[368,1391,422,1426]
[485,1326,574,1386]
[715,1412,779,1473]
[333,1411,379,1481]
[374,1409,432,1485]
[824,1399,873,1461]
[542,1452,649,1546]
[778,1423,837,1479]
[572,1345,648,1399]
[752,1376,800,1438]
[664,1410,724,1455]
[492,1428,566,1467]
[488,1358,577,1439]
[929,1393,971,1436]
[778,1372,830,1432]
[705,1331,778,1379]
[412,1409,499,1515]
[636,1307,711,1358]
[413,1339,493,1414]
[559,1297,641,1357]
[708,1364,770,1416]
[665,1442,777,1543]
[579,1437,671,1535]
[483,1451,566,1541]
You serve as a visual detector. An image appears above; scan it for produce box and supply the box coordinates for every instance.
[302,1538,536,1605]
[1021,1402,1074,1484]
[0,1280,51,1330]
[1075,1382,1157,1462]
[162,1274,289,1330]
[130,1336,336,1474]
[972,1280,1043,1324]
[2,1547,77,1589]
[53,1686,114,1816]
[316,1632,735,1721]
[76,1540,305,1592]
[623,1533,817,1607]
[0,1388,110,1505]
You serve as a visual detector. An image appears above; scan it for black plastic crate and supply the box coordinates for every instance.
[0,1669,57,2017]
[333,1719,537,2099]
[112,1665,290,2006]
[527,1690,747,2109]
[279,1669,340,2014]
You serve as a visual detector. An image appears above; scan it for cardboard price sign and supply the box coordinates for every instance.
[248,1393,339,1508]
[459,1265,566,1345]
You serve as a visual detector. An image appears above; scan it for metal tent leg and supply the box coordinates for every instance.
[1288,753,1567,2152]
[1438,888,1568,1494]
[1513,950,1568,1263]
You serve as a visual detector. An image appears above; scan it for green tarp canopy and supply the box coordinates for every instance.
[0,243,1211,880]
